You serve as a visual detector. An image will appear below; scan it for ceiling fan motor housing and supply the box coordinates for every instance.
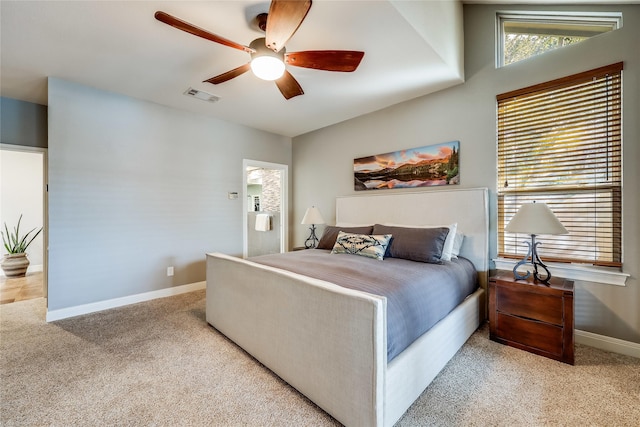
[256,13,269,32]
[249,38,286,80]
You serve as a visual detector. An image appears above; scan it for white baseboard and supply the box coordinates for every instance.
[29,264,44,273]
[45,281,206,322]
[576,329,640,359]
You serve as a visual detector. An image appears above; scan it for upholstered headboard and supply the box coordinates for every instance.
[336,188,489,288]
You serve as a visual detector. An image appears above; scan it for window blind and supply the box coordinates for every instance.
[497,62,622,267]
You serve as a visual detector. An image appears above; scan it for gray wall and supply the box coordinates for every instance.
[292,4,639,344]
[0,97,47,148]
[47,78,291,310]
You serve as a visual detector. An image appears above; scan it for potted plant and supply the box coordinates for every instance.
[1,215,43,278]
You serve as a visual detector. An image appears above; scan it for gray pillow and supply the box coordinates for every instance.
[317,225,374,250]
[372,224,449,264]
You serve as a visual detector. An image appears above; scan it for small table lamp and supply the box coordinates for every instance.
[505,201,568,284]
[301,206,325,249]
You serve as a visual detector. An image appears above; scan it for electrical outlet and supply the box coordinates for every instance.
[167,266,174,277]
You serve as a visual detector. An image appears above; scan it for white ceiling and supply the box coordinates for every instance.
[0,0,462,136]
[0,0,465,137]
[4,1,633,137]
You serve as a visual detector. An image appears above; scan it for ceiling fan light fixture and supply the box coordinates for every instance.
[249,37,285,81]
[251,56,285,81]
[156,4,363,100]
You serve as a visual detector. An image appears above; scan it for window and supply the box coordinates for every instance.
[497,62,623,267]
[497,12,621,67]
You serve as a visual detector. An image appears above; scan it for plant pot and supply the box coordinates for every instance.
[1,253,30,278]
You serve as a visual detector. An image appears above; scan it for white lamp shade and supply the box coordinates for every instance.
[505,202,568,235]
[301,206,325,225]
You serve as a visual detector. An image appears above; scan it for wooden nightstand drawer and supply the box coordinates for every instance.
[497,290,563,325]
[489,272,574,364]
[495,312,563,356]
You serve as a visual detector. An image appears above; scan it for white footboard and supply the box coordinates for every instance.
[206,253,387,427]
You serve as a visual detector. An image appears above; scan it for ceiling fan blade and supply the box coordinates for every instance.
[265,0,312,52]
[285,51,365,72]
[204,63,251,85]
[155,11,254,53]
[275,70,304,99]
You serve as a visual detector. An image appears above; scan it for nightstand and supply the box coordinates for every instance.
[489,271,574,365]
[291,246,307,251]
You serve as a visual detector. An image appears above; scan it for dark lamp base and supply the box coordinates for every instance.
[512,234,552,284]
[304,224,319,249]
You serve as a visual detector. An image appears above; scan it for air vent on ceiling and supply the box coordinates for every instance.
[183,87,220,103]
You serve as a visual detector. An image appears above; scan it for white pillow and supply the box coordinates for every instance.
[451,231,464,259]
[383,223,458,261]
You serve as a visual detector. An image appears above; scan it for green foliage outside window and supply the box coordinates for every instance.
[503,33,587,66]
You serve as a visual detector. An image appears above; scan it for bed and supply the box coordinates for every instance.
[206,188,489,426]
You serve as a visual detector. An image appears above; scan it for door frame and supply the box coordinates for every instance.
[242,159,288,258]
[0,143,48,301]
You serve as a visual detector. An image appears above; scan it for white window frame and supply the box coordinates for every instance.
[496,11,622,68]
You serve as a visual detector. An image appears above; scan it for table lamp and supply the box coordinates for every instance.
[505,201,568,283]
[301,206,324,249]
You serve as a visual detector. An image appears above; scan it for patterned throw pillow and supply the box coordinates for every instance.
[331,232,392,261]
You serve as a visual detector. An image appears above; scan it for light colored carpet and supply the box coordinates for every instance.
[1,291,638,426]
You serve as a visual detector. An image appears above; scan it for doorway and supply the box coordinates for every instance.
[243,160,288,258]
[0,144,47,304]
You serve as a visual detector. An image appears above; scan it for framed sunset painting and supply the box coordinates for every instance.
[354,141,460,191]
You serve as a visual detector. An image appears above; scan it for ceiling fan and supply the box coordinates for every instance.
[155,0,364,100]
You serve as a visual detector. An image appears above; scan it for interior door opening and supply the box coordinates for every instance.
[243,160,288,258]
[0,144,48,305]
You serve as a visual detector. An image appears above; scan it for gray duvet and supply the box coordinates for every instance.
[250,249,478,362]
